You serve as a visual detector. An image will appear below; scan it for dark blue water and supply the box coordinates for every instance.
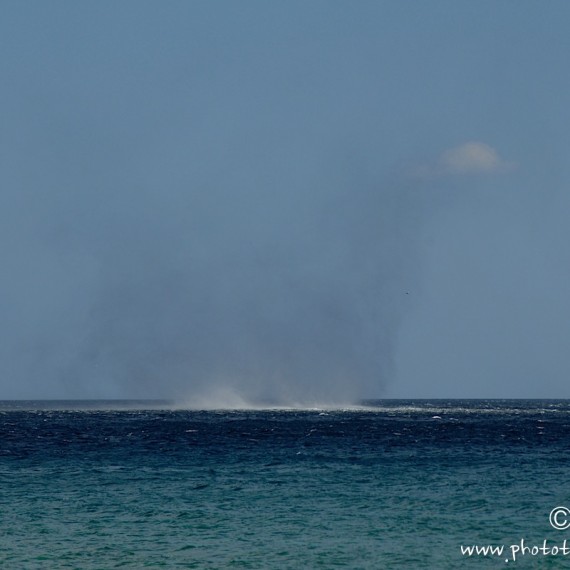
[2,400,570,568]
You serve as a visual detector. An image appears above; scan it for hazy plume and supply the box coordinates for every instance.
[1,151,425,404]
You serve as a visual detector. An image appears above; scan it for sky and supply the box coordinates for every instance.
[1,1,570,403]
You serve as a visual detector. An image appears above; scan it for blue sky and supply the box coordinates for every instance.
[2,2,570,402]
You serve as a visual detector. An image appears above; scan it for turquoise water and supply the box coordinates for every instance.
[2,400,570,568]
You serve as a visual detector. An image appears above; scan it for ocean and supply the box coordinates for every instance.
[2,400,570,568]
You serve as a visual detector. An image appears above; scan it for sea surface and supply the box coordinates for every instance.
[2,400,570,568]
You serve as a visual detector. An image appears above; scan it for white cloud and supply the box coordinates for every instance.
[411,141,515,178]
[439,141,511,174]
